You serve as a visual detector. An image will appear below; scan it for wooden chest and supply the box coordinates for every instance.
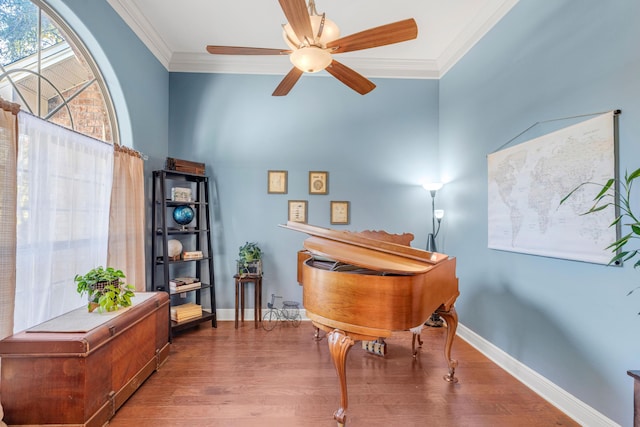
[0,292,170,427]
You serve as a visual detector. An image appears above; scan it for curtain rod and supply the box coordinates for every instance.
[114,143,145,160]
[16,108,148,160]
[490,109,621,154]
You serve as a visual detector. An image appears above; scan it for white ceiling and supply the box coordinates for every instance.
[107,0,518,79]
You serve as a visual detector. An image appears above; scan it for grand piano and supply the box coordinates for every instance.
[282,221,460,426]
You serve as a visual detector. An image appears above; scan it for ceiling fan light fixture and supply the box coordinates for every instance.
[206,1,418,96]
[290,46,332,73]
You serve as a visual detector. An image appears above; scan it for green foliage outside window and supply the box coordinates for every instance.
[0,0,63,65]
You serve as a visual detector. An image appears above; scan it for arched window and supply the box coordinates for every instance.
[0,0,118,144]
[1,0,129,333]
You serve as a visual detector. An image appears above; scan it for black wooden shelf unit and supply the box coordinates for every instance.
[151,170,217,334]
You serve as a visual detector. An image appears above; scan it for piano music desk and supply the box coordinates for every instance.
[234,274,263,329]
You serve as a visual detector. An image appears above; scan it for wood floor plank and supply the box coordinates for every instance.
[108,321,578,426]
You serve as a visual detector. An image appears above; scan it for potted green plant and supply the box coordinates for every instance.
[74,266,135,313]
[237,242,263,277]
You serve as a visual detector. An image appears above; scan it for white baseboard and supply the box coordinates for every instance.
[456,323,619,427]
[213,310,617,426]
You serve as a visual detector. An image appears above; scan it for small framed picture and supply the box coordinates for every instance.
[331,201,350,225]
[171,187,192,202]
[268,170,288,194]
[309,171,328,195]
[288,200,308,223]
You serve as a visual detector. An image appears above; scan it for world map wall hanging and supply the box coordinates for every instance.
[487,111,617,264]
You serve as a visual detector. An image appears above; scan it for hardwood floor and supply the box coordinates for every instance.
[109,321,578,427]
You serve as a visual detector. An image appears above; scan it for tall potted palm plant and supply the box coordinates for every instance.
[561,167,640,269]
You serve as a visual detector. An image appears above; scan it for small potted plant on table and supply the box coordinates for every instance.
[75,266,135,313]
[237,242,263,277]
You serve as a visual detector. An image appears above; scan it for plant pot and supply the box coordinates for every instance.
[238,260,262,277]
[88,280,122,312]
[93,279,120,293]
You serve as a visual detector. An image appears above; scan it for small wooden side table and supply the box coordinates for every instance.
[234,274,262,329]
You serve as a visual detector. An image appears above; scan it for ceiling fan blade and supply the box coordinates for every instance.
[326,18,418,54]
[325,60,376,95]
[278,0,313,44]
[206,45,289,55]
[272,67,304,96]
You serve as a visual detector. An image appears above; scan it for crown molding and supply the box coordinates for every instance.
[107,0,172,68]
[438,0,519,76]
[169,52,439,79]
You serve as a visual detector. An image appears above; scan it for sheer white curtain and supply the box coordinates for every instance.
[14,113,114,332]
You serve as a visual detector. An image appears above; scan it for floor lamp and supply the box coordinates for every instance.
[423,182,445,327]
[422,182,444,252]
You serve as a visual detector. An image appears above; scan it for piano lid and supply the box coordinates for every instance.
[280,222,450,275]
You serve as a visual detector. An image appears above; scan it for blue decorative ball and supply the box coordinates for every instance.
[173,205,194,226]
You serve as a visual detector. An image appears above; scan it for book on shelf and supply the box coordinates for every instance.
[171,276,199,285]
[170,303,202,322]
[170,277,200,292]
[170,282,202,293]
[182,250,203,260]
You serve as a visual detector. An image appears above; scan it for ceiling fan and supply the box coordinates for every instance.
[206,0,418,96]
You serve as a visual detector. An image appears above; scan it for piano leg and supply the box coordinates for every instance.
[313,326,324,341]
[411,332,423,357]
[327,329,355,427]
[409,324,424,357]
[436,306,459,383]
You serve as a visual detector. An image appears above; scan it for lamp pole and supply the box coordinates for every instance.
[423,182,444,328]
[423,182,443,252]
[426,189,437,252]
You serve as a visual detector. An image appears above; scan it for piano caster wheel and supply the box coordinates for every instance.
[444,373,459,383]
[444,367,458,383]
[334,408,347,427]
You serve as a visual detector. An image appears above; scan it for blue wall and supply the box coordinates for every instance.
[439,0,640,424]
[168,73,440,309]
